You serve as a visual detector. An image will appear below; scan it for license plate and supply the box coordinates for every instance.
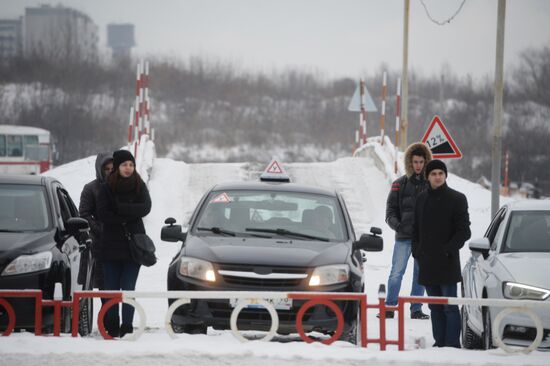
[229,298,292,310]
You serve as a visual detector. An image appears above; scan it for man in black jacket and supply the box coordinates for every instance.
[413,159,471,348]
[382,142,432,319]
[79,152,113,291]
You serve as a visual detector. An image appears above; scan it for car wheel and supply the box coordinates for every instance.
[78,297,93,336]
[482,307,494,350]
[171,320,207,335]
[339,303,359,345]
[461,306,482,349]
[182,324,207,334]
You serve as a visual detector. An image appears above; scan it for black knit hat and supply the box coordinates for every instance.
[425,159,447,177]
[112,149,135,171]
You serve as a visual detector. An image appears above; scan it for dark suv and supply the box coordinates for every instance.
[161,179,382,342]
[0,175,93,335]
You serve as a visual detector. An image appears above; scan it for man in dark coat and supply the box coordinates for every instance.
[382,142,432,319]
[412,159,471,348]
[78,152,113,290]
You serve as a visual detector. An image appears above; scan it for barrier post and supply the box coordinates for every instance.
[397,298,405,350]
[378,296,387,350]
[360,295,367,347]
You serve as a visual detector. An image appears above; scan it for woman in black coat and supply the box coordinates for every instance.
[97,149,151,338]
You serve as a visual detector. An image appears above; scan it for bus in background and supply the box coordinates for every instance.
[0,125,53,174]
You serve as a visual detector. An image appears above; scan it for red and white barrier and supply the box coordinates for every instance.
[1,289,548,353]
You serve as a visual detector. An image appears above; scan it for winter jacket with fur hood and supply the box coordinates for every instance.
[385,142,432,240]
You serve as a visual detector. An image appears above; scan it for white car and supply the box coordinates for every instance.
[461,200,550,350]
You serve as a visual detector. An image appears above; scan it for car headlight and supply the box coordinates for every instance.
[309,264,349,286]
[179,257,216,282]
[503,282,550,301]
[1,252,53,276]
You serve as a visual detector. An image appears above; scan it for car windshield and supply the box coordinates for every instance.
[503,211,550,253]
[194,189,347,242]
[0,184,50,232]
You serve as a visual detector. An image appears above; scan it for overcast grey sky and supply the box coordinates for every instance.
[2,0,550,79]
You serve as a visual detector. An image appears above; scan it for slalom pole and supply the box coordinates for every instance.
[128,106,134,144]
[144,61,150,136]
[504,150,509,196]
[379,71,387,145]
[394,78,401,174]
[360,79,367,145]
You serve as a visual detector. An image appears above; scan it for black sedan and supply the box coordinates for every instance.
[161,179,382,343]
[0,175,93,335]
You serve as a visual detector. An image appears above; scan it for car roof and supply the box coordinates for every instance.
[505,200,550,211]
[0,174,57,186]
[210,181,338,197]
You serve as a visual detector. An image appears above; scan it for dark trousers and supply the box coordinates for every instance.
[425,283,461,348]
[103,261,140,326]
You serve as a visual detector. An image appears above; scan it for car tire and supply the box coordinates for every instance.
[171,321,207,335]
[482,307,494,350]
[182,324,207,334]
[339,303,359,345]
[78,297,93,336]
[461,306,482,349]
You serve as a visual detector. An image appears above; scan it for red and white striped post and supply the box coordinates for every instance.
[360,79,368,145]
[379,71,387,145]
[503,150,509,196]
[394,78,401,174]
[128,106,134,144]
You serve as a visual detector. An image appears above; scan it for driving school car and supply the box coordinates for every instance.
[161,164,382,342]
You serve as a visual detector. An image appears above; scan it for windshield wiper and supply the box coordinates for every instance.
[0,229,21,233]
[197,227,236,236]
[245,228,330,242]
[197,227,271,238]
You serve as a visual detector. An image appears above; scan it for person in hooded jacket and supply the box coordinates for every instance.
[412,159,471,348]
[78,152,113,291]
[381,142,432,319]
[97,150,151,338]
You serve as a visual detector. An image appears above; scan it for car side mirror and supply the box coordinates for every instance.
[370,227,382,236]
[353,228,383,252]
[65,217,89,236]
[469,237,490,258]
[161,217,187,242]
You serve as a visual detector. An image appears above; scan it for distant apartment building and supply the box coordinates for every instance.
[24,5,98,62]
[107,23,135,63]
[0,18,23,59]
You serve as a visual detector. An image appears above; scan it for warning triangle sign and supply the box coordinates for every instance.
[421,116,462,159]
[210,192,232,204]
[260,158,291,182]
[266,160,283,174]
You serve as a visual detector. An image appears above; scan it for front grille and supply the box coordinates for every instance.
[216,263,309,290]
[503,325,550,341]
[208,301,316,322]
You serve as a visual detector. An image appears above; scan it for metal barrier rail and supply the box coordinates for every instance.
[1,289,549,353]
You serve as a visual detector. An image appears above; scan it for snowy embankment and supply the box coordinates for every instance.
[1,143,546,366]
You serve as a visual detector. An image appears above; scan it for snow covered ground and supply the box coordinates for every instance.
[1,148,548,366]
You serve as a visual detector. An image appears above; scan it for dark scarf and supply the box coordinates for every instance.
[107,171,141,194]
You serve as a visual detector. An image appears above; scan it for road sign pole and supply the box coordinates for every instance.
[491,0,506,218]
[400,0,410,151]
